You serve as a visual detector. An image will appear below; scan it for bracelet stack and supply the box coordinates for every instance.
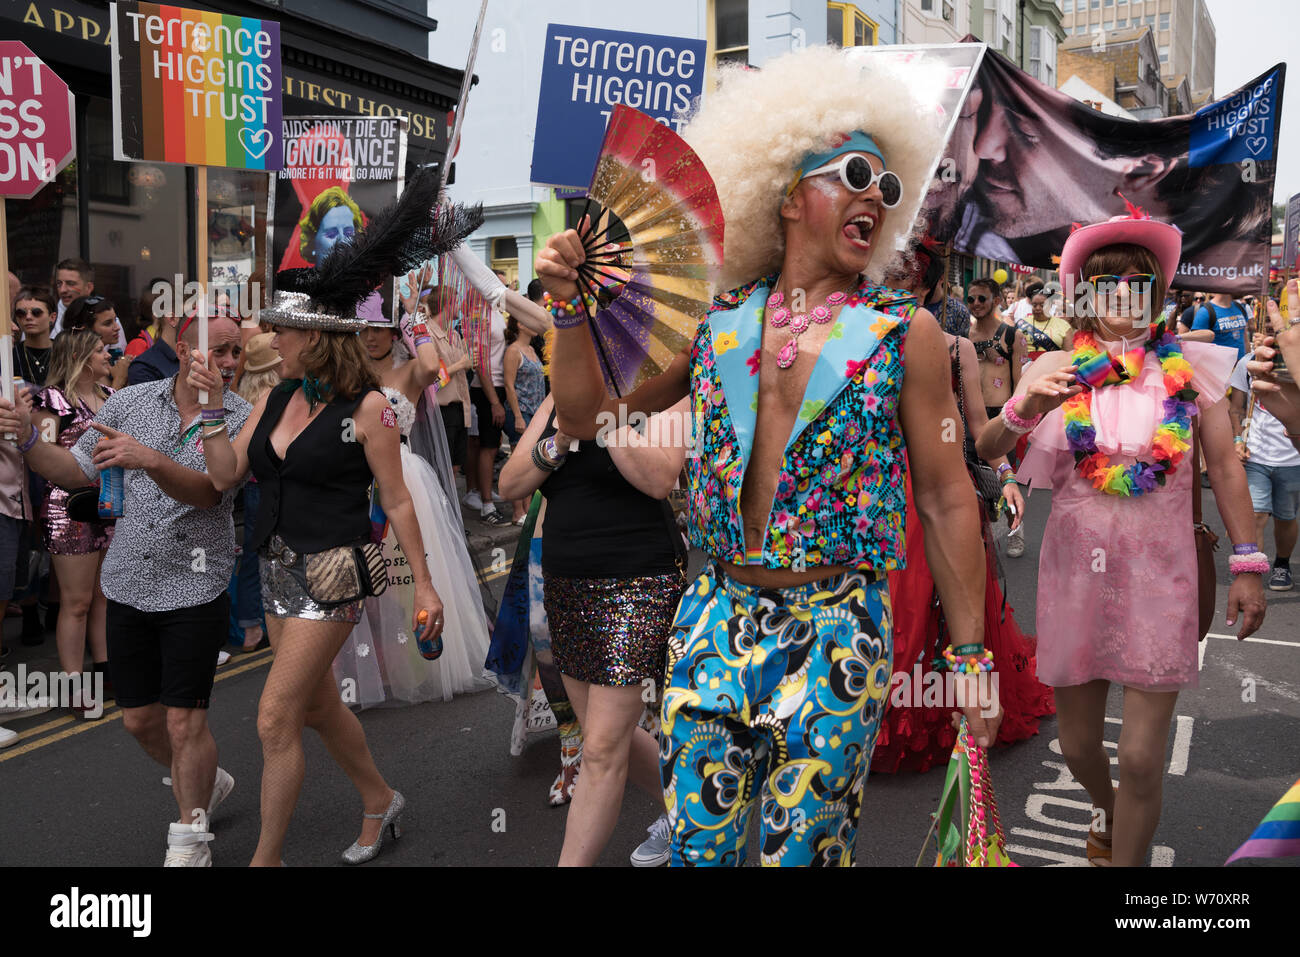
[938,643,995,674]
[996,462,1016,486]
[1228,544,1269,575]
[531,436,567,472]
[541,291,592,330]
[200,407,226,439]
[1000,396,1042,435]
[17,424,39,453]
[410,321,432,348]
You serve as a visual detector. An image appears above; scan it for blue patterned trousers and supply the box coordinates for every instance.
[660,563,893,866]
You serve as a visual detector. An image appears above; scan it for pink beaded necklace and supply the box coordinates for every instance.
[767,288,849,368]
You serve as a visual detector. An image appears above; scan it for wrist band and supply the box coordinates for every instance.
[1233,542,1260,555]
[202,424,227,440]
[952,643,984,656]
[1001,475,1018,486]
[18,425,39,453]
[996,463,1013,476]
[1228,552,1270,575]
[1234,435,1245,444]
[938,644,994,674]
[200,408,226,422]
[1000,396,1042,434]
[531,438,566,472]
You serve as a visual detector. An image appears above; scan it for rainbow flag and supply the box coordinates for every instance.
[1225,778,1300,864]
[110,1,283,170]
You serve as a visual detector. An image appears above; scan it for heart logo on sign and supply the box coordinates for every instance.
[1246,136,1268,156]
[238,128,273,160]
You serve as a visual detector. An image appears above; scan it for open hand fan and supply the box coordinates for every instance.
[574,105,725,396]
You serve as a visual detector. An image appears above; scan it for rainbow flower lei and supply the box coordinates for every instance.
[1062,320,1198,496]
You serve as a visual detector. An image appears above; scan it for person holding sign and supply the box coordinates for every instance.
[182,170,480,865]
[538,47,997,867]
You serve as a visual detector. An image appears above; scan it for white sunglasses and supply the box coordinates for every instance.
[801,155,903,208]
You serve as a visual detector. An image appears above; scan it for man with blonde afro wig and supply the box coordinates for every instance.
[537,46,1000,867]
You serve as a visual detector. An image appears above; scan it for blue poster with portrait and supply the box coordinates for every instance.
[530,23,707,189]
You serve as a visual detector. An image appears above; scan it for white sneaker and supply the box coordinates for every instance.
[163,822,214,867]
[491,490,504,503]
[0,693,52,719]
[216,650,231,667]
[629,813,672,867]
[208,767,235,817]
[0,726,18,749]
[1006,525,1025,558]
[464,490,484,511]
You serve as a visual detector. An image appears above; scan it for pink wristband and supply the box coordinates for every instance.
[1228,552,1269,576]
[1000,397,1042,434]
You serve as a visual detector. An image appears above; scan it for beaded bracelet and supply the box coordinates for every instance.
[1232,542,1260,555]
[18,425,39,453]
[1000,396,1042,434]
[200,408,226,422]
[1228,552,1270,576]
[939,644,995,674]
[541,292,590,330]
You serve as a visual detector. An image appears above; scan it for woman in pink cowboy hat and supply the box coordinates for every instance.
[977,206,1267,866]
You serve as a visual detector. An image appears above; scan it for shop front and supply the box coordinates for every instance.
[4,0,463,326]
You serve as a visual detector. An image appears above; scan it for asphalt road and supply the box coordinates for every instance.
[1,490,1296,868]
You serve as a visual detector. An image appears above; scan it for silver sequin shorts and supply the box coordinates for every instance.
[259,537,364,624]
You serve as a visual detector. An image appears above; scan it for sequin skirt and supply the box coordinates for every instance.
[42,491,112,555]
[259,538,364,624]
[543,571,686,687]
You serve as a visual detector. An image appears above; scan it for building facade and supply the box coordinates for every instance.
[428,1,893,286]
[1059,0,1215,105]
[1057,26,1171,117]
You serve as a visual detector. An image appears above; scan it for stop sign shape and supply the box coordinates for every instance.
[0,42,75,200]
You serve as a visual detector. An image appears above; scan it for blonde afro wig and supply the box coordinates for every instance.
[681,46,947,290]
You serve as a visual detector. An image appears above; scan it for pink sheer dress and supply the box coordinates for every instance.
[1016,338,1237,691]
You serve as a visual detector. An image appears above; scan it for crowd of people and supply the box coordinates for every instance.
[2,43,1296,870]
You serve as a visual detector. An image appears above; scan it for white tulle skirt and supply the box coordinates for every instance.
[332,444,495,708]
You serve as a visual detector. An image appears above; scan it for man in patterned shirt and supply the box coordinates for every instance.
[537,50,999,866]
[0,315,249,866]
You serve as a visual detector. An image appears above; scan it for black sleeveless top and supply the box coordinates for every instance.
[247,385,377,554]
[538,413,678,579]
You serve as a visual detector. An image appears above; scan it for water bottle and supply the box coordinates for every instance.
[415,609,443,661]
[98,465,125,518]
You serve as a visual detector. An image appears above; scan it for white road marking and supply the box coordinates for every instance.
[1206,632,1300,648]
[1005,843,1088,865]
[1199,637,1208,671]
[1151,844,1175,867]
[1168,715,1194,776]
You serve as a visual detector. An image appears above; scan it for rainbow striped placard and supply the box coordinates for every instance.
[110,1,283,170]
[1226,778,1300,864]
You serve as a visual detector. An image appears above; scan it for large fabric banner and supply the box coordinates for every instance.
[922,49,1284,296]
[271,114,406,321]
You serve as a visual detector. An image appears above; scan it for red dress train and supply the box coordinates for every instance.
[870,473,1055,774]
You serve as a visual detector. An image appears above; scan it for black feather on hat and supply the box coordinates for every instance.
[266,167,484,331]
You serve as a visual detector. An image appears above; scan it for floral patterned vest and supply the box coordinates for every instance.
[686,274,915,571]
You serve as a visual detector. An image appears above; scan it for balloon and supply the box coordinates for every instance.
[993,268,1009,285]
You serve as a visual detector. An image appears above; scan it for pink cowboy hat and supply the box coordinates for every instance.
[1058,200,1183,292]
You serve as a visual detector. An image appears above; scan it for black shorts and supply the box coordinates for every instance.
[440,401,467,469]
[469,385,503,447]
[106,592,231,709]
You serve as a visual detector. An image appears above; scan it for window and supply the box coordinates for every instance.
[1091,0,1099,8]
[1104,18,1114,28]
[1146,14,1154,24]
[1104,0,1113,5]
[1159,12,1169,29]
[1063,0,1073,11]
[1158,45,1169,63]
[827,3,877,47]
[713,0,748,68]
[1028,26,1057,86]
[1116,17,1127,27]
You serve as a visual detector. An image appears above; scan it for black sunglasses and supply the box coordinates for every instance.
[14,307,48,318]
[966,294,989,304]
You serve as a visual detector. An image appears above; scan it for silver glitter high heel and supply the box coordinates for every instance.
[341,790,404,865]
